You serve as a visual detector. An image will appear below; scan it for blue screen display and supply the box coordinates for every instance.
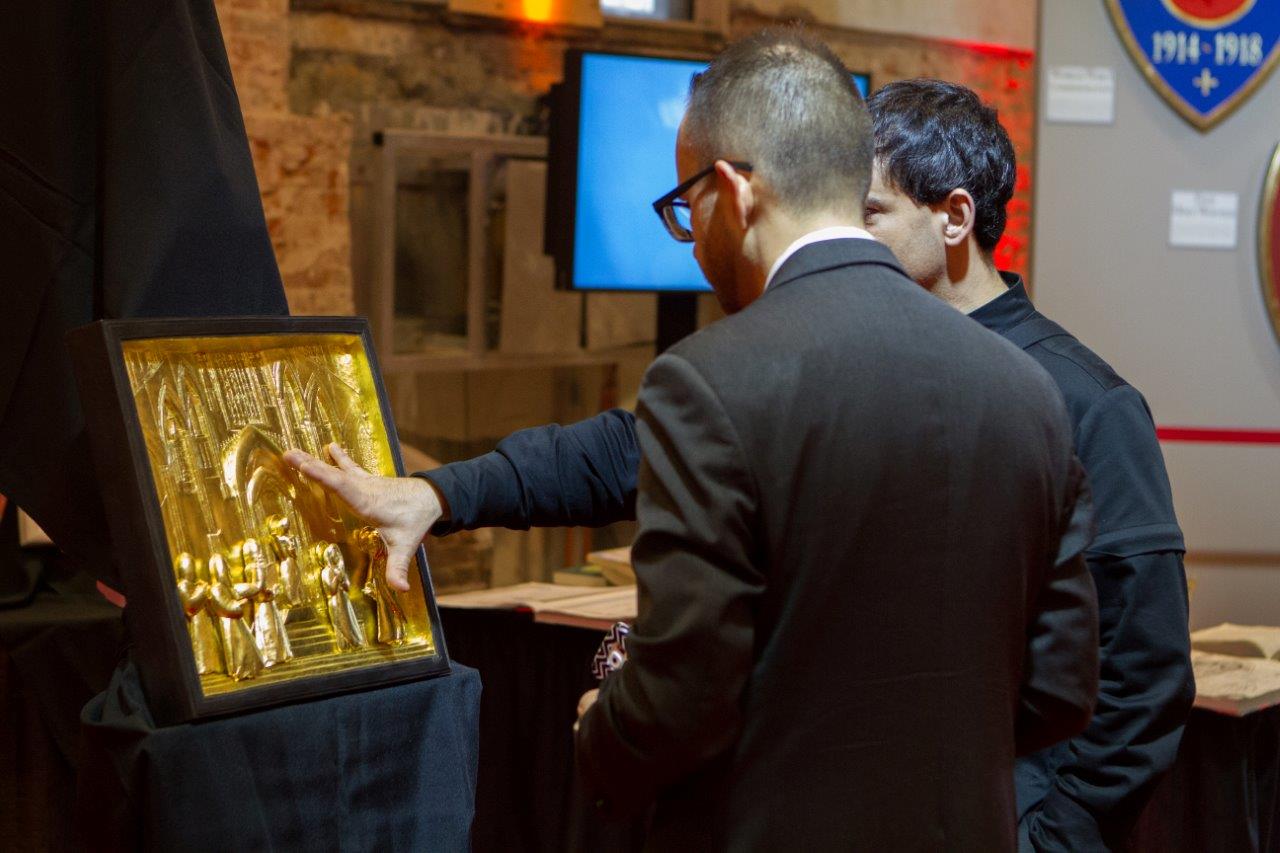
[570,52,869,292]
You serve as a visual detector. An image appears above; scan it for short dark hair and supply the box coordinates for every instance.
[683,28,872,214]
[867,79,1016,252]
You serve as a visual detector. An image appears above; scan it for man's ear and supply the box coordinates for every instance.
[942,188,977,248]
[714,159,754,232]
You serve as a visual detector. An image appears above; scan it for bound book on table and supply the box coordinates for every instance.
[1192,622,1280,660]
[586,545,634,586]
[552,564,609,587]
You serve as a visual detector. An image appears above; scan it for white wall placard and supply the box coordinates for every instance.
[1045,66,1115,125]
[1168,190,1239,249]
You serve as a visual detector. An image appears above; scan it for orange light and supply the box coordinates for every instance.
[521,0,555,22]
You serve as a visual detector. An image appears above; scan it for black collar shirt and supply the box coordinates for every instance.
[972,272,1193,851]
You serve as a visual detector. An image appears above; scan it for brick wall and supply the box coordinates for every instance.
[215,1,1036,315]
[284,4,1036,282]
[216,0,355,315]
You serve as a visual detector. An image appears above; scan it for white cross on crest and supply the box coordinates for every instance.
[1193,67,1220,97]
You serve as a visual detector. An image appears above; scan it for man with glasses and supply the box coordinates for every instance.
[287,29,1099,848]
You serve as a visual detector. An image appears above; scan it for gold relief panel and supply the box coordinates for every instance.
[71,320,449,723]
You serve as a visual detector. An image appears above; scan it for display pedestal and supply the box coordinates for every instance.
[74,658,481,851]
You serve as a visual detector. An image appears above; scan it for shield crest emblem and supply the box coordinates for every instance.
[1259,142,1280,346]
[1106,1,1280,130]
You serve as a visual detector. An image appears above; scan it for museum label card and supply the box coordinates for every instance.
[1169,190,1239,249]
[1045,67,1116,125]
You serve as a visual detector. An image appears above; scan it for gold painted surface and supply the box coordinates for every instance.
[123,333,436,698]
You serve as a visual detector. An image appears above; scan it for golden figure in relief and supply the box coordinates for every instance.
[240,538,293,667]
[266,514,307,608]
[356,527,407,646]
[208,553,264,681]
[315,542,367,651]
[226,540,258,634]
[174,553,224,676]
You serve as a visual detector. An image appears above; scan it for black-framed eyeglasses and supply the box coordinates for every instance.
[652,161,753,243]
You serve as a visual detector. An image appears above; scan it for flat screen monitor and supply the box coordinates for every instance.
[547,50,870,293]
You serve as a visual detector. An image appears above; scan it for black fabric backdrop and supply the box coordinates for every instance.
[1129,707,1280,851]
[0,0,288,591]
[75,660,481,852]
[0,585,126,851]
[439,607,647,853]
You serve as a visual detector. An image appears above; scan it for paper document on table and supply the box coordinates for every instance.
[1192,650,1280,716]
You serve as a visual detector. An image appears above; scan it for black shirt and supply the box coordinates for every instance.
[970,274,1193,851]
[970,276,1185,553]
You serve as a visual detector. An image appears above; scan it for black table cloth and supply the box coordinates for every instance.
[75,660,481,852]
[0,585,125,851]
[1129,705,1280,851]
[440,607,646,853]
[442,606,1280,853]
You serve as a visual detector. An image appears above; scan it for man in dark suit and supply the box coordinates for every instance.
[288,30,1099,850]
[863,80,1192,852]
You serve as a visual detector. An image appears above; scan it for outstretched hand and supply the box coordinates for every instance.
[282,443,444,592]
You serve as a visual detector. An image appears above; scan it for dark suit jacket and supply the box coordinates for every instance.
[568,239,1098,851]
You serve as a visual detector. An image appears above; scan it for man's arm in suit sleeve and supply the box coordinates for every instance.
[1022,386,1194,851]
[1016,455,1100,757]
[412,408,639,535]
[575,353,764,814]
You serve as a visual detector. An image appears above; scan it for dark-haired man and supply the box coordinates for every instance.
[865,79,1193,852]
[287,31,1100,849]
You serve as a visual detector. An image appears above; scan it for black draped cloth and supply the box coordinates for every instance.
[0,0,288,590]
[1129,706,1280,851]
[76,660,482,851]
[0,582,126,850]
[440,608,646,853]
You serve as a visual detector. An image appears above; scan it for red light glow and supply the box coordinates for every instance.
[943,38,1035,60]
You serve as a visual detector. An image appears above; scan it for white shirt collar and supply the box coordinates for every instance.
[764,226,877,291]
